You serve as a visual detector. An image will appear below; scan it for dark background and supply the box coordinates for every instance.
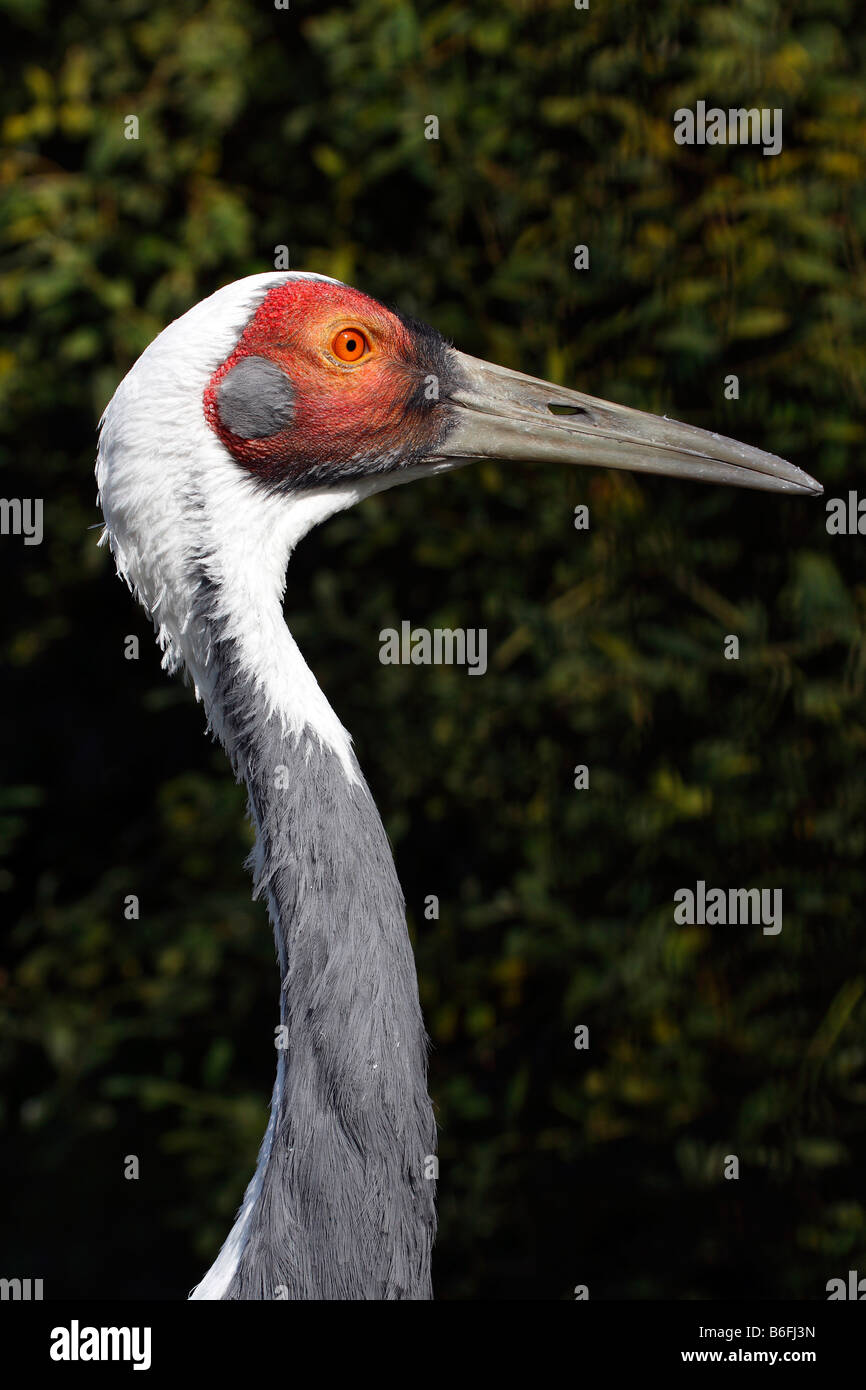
[1,0,865,1299]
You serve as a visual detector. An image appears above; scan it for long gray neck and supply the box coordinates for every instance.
[193,583,436,1300]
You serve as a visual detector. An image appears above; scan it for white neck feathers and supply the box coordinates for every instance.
[96,272,366,780]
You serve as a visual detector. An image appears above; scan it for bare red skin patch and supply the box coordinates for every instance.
[204,279,454,489]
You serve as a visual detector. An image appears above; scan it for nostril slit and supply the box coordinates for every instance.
[548,402,592,418]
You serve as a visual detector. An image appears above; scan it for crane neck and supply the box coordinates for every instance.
[188,556,436,1300]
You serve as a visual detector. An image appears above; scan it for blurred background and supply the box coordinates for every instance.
[1,0,865,1300]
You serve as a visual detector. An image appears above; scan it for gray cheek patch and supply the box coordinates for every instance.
[217,355,296,438]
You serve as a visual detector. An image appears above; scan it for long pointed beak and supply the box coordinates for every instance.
[437,351,822,496]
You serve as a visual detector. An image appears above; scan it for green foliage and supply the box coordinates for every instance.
[2,0,865,1298]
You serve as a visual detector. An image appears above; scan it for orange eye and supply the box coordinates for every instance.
[331,328,370,362]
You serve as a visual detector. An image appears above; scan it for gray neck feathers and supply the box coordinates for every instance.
[194,576,436,1300]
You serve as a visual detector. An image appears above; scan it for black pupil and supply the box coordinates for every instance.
[345,338,357,353]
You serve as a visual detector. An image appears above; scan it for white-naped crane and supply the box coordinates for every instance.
[96,272,821,1300]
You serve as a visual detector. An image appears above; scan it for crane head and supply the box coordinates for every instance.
[204,275,821,498]
[97,271,821,702]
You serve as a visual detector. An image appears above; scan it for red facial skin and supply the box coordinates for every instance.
[204,279,451,487]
